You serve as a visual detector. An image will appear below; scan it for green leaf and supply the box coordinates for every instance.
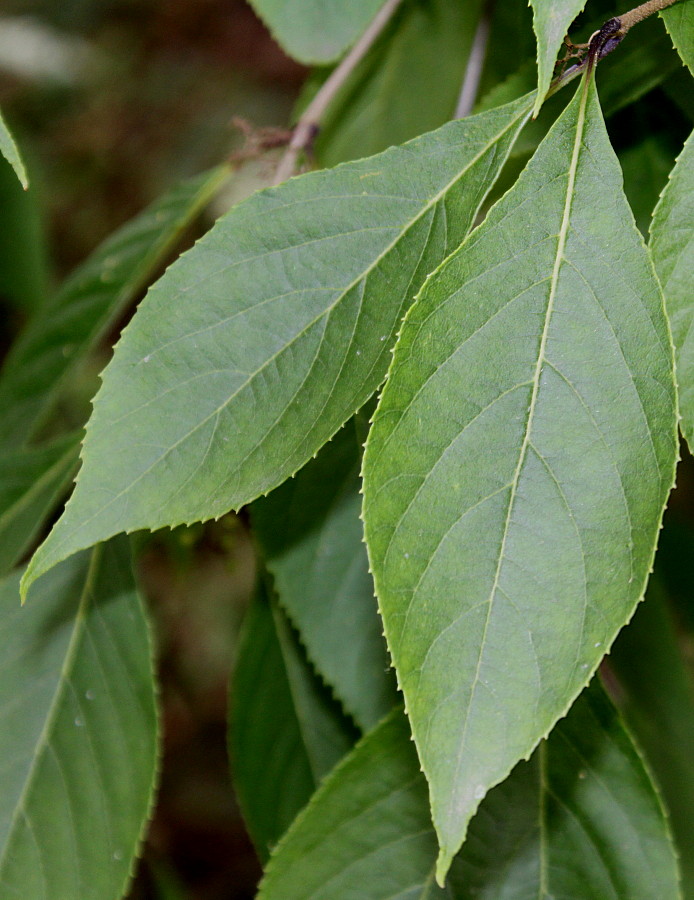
[252,419,396,731]
[0,537,158,899]
[248,0,386,64]
[363,75,677,879]
[610,584,694,898]
[258,682,680,899]
[650,128,694,451]
[530,0,586,114]
[0,107,28,190]
[230,586,357,861]
[662,0,694,75]
[0,166,228,449]
[0,432,79,576]
[21,93,535,598]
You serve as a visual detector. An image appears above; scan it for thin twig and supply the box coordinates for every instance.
[455,0,495,118]
[273,0,404,185]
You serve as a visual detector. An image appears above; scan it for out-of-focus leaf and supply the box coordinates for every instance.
[610,584,694,898]
[20,94,536,598]
[0,432,79,576]
[0,107,27,189]
[0,166,228,449]
[650,127,694,450]
[230,587,357,862]
[248,0,386,64]
[662,1,694,75]
[530,0,585,114]
[252,420,396,731]
[258,682,679,899]
[0,537,158,900]
[363,76,677,878]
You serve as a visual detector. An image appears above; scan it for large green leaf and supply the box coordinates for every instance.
[230,586,356,862]
[650,128,694,450]
[20,93,536,598]
[0,107,27,190]
[662,0,694,75]
[0,432,79,576]
[0,537,158,899]
[252,419,396,731]
[248,0,385,64]
[530,0,586,114]
[0,166,228,449]
[258,682,679,898]
[363,75,677,878]
[610,584,694,898]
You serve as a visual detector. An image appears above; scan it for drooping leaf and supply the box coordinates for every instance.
[258,682,680,899]
[230,586,357,861]
[363,75,677,878]
[650,127,694,450]
[248,0,386,64]
[252,419,396,731]
[530,0,586,114]
[0,107,27,189]
[0,166,228,449]
[0,537,158,900]
[20,93,536,598]
[662,0,694,75]
[0,432,79,576]
[610,584,694,898]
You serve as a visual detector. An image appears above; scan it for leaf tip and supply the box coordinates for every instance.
[435,848,453,887]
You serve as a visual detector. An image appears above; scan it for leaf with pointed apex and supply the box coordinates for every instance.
[258,682,679,899]
[650,128,694,451]
[230,587,357,861]
[0,432,80,576]
[0,537,158,900]
[0,107,27,189]
[0,166,228,449]
[248,0,385,64]
[662,0,694,75]
[20,93,536,599]
[530,0,586,114]
[363,75,677,878]
[252,420,396,731]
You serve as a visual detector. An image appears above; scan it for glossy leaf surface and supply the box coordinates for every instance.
[0,107,27,189]
[21,94,535,596]
[650,128,694,449]
[249,0,385,64]
[363,76,677,877]
[252,420,396,731]
[0,538,158,900]
[0,167,227,448]
[530,0,586,113]
[259,683,679,899]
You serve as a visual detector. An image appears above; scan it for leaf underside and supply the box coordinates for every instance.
[363,76,677,877]
[662,1,694,75]
[0,107,28,189]
[530,0,586,114]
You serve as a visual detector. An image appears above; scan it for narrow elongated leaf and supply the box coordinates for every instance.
[363,75,677,879]
[259,682,679,899]
[21,94,536,597]
[0,537,158,900]
[0,432,79,576]
[0,166,228,448]
[252,420,396,731]
[230,587,356,861]
[662,1,694,74]
[0,107,27,189]
[530,0,586,114]
[650,128,694,449]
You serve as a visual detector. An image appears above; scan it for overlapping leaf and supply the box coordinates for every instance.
[248,0,385,64]
[259,682,679,899]
[0,107,27,189]
[252,420,396,730]
[20,93,536,597]
[650,128,694,449]
[662,0,694,74]
[0,166,227,448]
[363,76,677,878]
[530,0,586,113]
[230,587,356,861]
[0,537,158,899]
